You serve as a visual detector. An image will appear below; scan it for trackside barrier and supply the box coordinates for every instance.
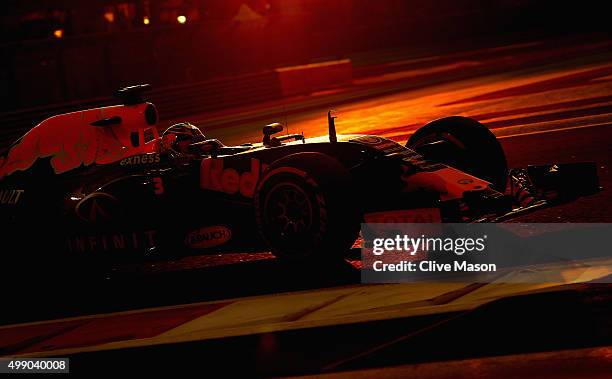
[275,59,352,97]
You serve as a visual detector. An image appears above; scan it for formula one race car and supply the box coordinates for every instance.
[0,85,601,277]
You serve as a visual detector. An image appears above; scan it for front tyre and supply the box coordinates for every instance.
[407,116,508,191]
[254,153,360,261]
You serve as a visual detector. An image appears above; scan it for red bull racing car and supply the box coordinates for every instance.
[0,85,600,277]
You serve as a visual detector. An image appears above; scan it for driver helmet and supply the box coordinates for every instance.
[162,122,205,154]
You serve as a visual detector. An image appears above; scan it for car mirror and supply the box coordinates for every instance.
[197,140,221,153]
[263,123,284,146]
[263,122,283,136]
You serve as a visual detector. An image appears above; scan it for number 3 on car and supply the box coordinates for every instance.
[153,177,164,195]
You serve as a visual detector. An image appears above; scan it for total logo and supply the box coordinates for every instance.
[185,226,232,249]
[200,158,267,198]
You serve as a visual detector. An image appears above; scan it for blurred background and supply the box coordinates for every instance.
[1,0,609,111]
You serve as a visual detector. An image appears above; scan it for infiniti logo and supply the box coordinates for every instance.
[75,192,120,222]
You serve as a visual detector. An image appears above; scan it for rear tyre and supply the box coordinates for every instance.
[407,116,508,191]
[254,153,360,261]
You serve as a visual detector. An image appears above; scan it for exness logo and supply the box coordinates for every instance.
[200,158,266,198]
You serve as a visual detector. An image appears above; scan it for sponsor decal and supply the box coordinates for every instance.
[0,189,24,205]
[351,136,443,171]
[364,209,442,223]
[399,150,444,171]
[0,103,155,179]
[75,192,120,222]
[0,126,125,178]
[66,230,157,253]
[120,153,160,166]
[200,158,267,198]
[185,226,232,249]
[153,177,164,195]
[351,135,401,151]
[351,136,383,145]
[401,167,490,201]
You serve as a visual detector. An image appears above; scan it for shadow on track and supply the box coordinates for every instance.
[2,254,360,326]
